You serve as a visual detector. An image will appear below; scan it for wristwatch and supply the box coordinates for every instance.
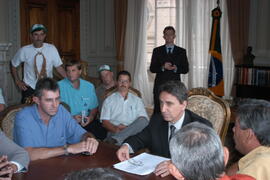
[63,144,69,156]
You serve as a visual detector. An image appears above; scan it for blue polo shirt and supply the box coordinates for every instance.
[58,78,98,116]
[14,104,86,148]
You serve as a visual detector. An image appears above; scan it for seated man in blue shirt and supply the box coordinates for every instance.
[14,78,99,161]
[58,60,98,127]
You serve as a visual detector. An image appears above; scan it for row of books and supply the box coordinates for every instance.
[235,67,270,87]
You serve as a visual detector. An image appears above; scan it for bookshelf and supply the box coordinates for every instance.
[235,65,270,100]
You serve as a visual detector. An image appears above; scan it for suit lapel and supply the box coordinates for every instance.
[160,119,170,157]
[182,110,192,127]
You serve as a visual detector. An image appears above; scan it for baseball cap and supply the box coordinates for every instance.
[30,24,47,33]
[98,65,112,72]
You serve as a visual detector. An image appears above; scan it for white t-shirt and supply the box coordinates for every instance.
[11,43,62,89]
[0,88,5,105]
[100,92,148,126]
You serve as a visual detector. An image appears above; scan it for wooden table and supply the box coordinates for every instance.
[13,142,175,180]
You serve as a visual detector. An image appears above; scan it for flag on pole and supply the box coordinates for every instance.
[208,7,224,96]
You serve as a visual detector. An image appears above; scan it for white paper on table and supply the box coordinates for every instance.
[113,152,170,176]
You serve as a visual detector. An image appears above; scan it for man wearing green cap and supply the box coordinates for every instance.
[11,24,66,103]
[96,64,116,112]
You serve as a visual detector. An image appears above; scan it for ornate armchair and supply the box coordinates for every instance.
[186,87,231,144]
[104,86,142,99]
[0,104,28,139]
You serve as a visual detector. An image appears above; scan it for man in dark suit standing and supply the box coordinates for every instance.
[150,26,189,114]
[116,81,212,178]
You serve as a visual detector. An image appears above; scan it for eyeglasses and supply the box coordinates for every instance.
[118,80,129,84]
[128,158,143,166]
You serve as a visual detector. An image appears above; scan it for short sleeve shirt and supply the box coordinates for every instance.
[58,78,98,116]
[100,92,148,126]
[11,43,63,89]
[14,104,86,148]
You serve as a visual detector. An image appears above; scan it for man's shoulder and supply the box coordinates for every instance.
[150,113,166,125]
[174,45,186,52]
[185,109,212,127]
[154,45,166,51]
[19,44,34,51]
[19,105,35,113]
[80,79,94,88]
[128,92,141,100]
[240,146,270,167]
[106,91,118,100]
[16,105,36,121]
[43,43,56,48]
[58,78,67,85]
[58,78,70,89]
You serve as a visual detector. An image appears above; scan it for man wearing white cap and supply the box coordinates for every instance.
[96,64,116,111]
[11,24,66,103]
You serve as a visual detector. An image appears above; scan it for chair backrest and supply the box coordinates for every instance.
[186,87,231,144]
[104,86,142,99]
[53,59,101,87]
[102,86,154,118]
[0,104,28,139]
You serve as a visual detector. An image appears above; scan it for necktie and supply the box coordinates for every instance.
[169,125,176,140]
[168,47,172,54]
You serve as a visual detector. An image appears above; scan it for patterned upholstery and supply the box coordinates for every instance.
[104,86,142,99]
[187,88,231,144]
[0,104,27,140]
[0,102,70,140]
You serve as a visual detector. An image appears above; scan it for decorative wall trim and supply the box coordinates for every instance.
[80,0,117,77]
[0,43,12,62]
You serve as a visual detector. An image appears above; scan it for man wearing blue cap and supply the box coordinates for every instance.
[11,24,66,103]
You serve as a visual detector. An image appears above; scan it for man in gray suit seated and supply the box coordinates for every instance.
[0,130,29,179]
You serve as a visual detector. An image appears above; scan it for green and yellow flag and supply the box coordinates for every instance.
[208,7,224,96]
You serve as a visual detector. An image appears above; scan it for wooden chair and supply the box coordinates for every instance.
[186,87,231,144]
[0,104,28,139]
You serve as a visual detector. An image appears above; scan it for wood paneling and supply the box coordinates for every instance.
[20,0,80,61]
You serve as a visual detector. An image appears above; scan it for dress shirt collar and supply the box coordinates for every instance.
[169,111,185,131]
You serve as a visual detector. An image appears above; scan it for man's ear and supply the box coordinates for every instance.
[33,96,39,105]
[182,100,187,109]
[223,146,229,166]
[168,163,184,180]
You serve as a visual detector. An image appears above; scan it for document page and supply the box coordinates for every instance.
[113,152,170,175]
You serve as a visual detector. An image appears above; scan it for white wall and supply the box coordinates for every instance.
[80,0,117,77]
[0,0,21,105]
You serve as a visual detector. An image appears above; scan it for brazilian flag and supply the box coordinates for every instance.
[208,7,224,96]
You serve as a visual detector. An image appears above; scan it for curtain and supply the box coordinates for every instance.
[124,0,152,107]
[176,0,234,98]
[114,0,128,72]
[227,0,250,65]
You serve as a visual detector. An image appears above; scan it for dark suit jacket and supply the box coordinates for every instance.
[124,109,212,158]
[150,45,189,94]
